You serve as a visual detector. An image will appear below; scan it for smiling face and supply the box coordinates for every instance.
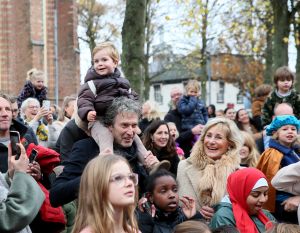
[109,112,138,148]
[151,175,179,212]
[276,124,297,147]
[32,76,45,90]
[203,124,230,160]
[93,48,118,76]
[108,161,136,208]
[152,124,170,149]
[237,109,250,124]
[246,186,268,215]
[225,108,235,120]
[24,100,40,120]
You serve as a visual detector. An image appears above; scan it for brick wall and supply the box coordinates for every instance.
[0,0,80,104]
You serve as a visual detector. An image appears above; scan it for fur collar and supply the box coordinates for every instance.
[190,139,240,206]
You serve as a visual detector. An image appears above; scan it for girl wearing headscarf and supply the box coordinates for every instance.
[210,168,276,233]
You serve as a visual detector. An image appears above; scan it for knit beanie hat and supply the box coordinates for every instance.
[266,115,300,136]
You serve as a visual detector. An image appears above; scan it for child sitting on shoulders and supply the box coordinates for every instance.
[76,41,169,172]
[261,66,300,127]
[17,68,48,108]
[177,79,208,132]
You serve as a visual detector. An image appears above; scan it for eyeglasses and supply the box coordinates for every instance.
[109,173,138,186]
[28,106,39,109]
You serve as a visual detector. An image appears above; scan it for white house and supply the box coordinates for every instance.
[147,53,261,116]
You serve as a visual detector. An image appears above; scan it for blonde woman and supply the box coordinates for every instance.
[239,131,260,167]
[72,154,140,233]
[177,117,243,221]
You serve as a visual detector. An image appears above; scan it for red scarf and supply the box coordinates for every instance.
[227,168,272,233]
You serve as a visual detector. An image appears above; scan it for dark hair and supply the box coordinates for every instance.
[254,84,272,98]
[142,120,177,158]
[146,169,176,193]
[212,225,239,233]
[224,107,233,114]
[235,108,257,131]
[208,104,216,118]
[273,66,295,87]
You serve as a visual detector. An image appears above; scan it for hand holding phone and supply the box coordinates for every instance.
[42,100,51,111]
[10,131,21,160]
[29,149,38,163]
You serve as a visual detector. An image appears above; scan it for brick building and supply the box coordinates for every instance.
[0,0,80,104]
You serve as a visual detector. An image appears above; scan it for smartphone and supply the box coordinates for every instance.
[42,100,51,111]
[10,131,21,160]
[29,148,38,163]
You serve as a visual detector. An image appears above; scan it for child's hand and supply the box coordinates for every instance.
[87,111,96,122]
[180,196,196,219]
[138,196,156,217]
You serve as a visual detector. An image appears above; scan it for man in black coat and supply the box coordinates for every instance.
[50,97,156,207]
[164,86,203,157]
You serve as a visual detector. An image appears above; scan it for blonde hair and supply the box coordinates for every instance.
[167,122,179,139]
[58,95,76,121]
[92,41,119,64]
[240,131,259,167]
[142,100,160,121]
[265,223,300,233]
[191,117,243,162]
[72,155,138,233]
[174,220,211,233]
[26,68,45,81]
[185,79,200,93]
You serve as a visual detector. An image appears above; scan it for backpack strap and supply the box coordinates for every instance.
[87,80,97,97]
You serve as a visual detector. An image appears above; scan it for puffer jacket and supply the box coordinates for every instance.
[177,95,208,130]
[77,67,138,121]
[17,81,48,108]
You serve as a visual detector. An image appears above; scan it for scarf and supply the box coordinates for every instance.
[36,122,48,141]
[227,168,272,233]
[190,142,240,206]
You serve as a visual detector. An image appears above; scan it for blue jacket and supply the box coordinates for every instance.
[177,96,208,130]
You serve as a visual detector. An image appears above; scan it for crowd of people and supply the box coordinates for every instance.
[0,41,300,233]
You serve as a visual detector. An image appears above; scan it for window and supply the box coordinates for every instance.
[217,81,224,103]
[154,84,163,104]
[237,91,243,104]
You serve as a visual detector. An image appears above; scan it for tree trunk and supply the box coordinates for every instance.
[121,0,146,97]
[263,22,273,84]
[271,0,289,69]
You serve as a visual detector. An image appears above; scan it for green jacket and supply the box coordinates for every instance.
[210,202,276,233]
[0,171,45,233]
[261,89,300,127]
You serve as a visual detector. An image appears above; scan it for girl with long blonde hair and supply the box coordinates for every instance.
[239,131,260,167]
[72,154,139,233]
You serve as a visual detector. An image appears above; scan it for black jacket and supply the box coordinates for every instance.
[137,207,203,233]
[164,109,195,157]
[54,119,89,163]
[50,138,148,207]
[0,119,38,172]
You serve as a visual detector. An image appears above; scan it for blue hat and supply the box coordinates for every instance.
[266,115,300,136]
